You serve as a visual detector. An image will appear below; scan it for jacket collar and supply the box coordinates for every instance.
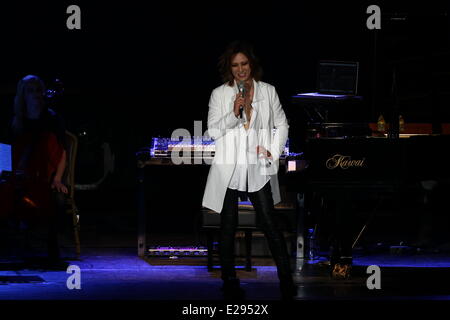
[253,80,265,103]
[232,79,265,103]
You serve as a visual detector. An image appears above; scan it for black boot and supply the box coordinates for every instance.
[221,277,245,300]
[280,277,297,300]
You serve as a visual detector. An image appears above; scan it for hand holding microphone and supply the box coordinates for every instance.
[234,81,246,118]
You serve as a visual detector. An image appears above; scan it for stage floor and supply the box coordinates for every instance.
[1,247,450,301]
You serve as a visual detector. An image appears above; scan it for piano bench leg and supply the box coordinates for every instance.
[206,229,214,271]
[244,230,253,272]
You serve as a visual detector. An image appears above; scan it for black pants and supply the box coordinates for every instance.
[4,189,66,259]
[47,190,67,259]
[219,182,293,285]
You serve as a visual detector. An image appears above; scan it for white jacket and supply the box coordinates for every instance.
[202,80,289,213]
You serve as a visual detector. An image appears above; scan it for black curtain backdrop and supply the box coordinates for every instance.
[1,1,449,187]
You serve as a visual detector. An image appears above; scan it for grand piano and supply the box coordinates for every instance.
[284,114,450,270]
[286,134,450,192]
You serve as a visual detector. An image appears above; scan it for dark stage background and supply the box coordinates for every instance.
[1,1,449,240]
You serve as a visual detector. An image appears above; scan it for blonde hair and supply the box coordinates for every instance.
[11,75,46,135]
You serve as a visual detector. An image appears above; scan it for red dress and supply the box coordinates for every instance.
[0,130,64,221]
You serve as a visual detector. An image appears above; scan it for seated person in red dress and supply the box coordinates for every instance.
[9,74,68,262]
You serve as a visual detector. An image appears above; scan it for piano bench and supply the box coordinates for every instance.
[201,206,258,272]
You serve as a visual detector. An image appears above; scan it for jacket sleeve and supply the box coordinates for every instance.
[269,87,289,162]
[207,87,240,140]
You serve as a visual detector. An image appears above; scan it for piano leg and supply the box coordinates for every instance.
[295,192,306,273]
[137,166,147,258]
[330,192,354,268]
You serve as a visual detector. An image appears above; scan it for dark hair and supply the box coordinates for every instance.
[218,41,263,86]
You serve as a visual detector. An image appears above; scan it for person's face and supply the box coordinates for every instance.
[24,81,45,118]
[231,52,252,83]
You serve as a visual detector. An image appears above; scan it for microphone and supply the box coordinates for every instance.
[237,81,245,118]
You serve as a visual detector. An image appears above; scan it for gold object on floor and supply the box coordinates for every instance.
[331,263,352,279]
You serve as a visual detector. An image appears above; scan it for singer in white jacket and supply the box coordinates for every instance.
[202,41,296,299]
